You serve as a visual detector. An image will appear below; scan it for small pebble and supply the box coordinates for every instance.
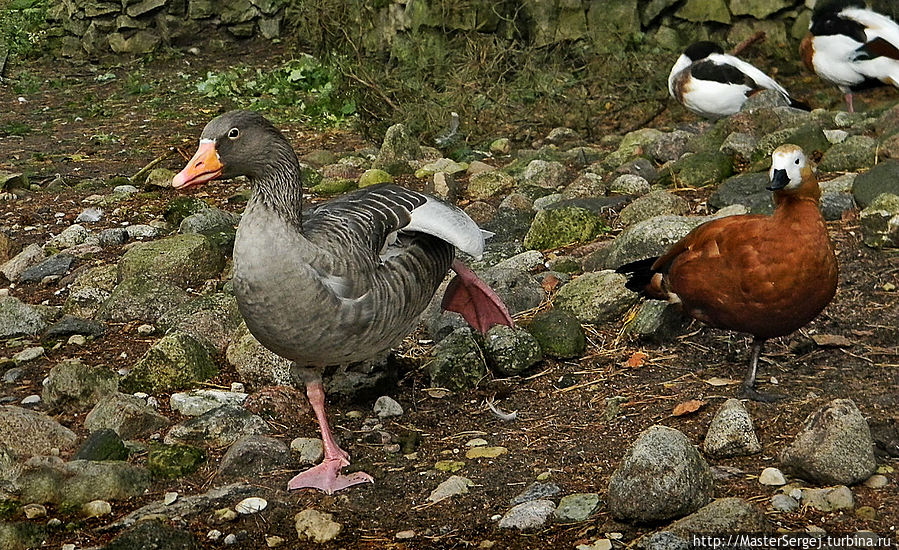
[863,474,888,489]
[856,506,877,520]
[207,529,222,540]
[498,499,556,530]
[47,518,62,527]
[770,494,800,512]
[373,395,403,418]
[212,507,238,523]
[290,437,324,465]
[76,207,104,223]
[62,545,75,550]
[67,334,87,346]
[265,535,284,547]
[163,492,178,505]
[466,438,488,447]
[230,382,245,393]
[12,346,44,363]
[224,533,238,545]
[396,530,416,540]
[82,500,111,518]
[137,324,155,335]
[23,503,47,519]
[21,395,41,406]
[345,410,364,419]
[465,446,506,459]
[235,497,267,514]
[3,367,25,384]
[759,467,787,486]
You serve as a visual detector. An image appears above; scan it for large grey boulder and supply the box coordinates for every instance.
[859,193,899,249]
[617,190,691,227]
[97,276,191,323]
[607,425,714,523]
[482,324,542,376]
[226,322,293,388]
[0,406,77,458]
[215,434,292,479]
[600,215,707,270]
[665,497,771,537]
[708,172,774,214]
[164,405,269,447]
[15,457,150,506]
[852,160,899,208]
[62,263,118,318]
[42,358,119,410]
[157,292,243,354]
[553,270,639,324]
[118,233,225,289]
[122,331,218,393]
[0,297,49,338]
[779,399,877,485]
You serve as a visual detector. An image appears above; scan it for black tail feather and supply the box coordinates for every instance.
[615,257,660,294]
[789,97,812,111]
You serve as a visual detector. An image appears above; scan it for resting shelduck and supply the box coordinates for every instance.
[668,41,807,119]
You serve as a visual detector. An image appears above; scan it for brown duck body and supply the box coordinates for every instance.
[652,191,838,340]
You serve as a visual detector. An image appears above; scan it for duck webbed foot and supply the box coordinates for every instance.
[442,259,514,333]
[738,338,786,402]
[288,375,373,494]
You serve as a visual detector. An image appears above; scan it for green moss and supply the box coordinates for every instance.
[523,206,608,250]
[147,443,206,479]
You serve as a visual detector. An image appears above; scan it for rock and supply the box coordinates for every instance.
[226,323,292,388]
[609,174,650,196]
[511,481,561,505]
[0,296,48,338]
[22,503,46,519]
[0,232,21,264]
[147,442,206,478]
[373,124,421,174]
[62,263,118,318]
[0,522,46,550]
[99,227,128,247]
[554,493,600,522]
[373,395,403,418]
[554,270,639,324]
[97,276,191,323]
[482,324,542,376]
[820,192,857,221]
[522,160,568,189]
[108,30,160,54]
[16,457,150,506]
[84,392,170,439]
[106,483,256,531]
[634,531,690,550]
[73,428,128,461]
[416,158,467,178]
[863,474,888,488]
[665,497,771,537]
[490,138,511,154]
[465,446,507,459]
[709,172,773,214]
[43,314,106,341]
[164,405,269,447]
[852,159,899,208]
[623,299,689,342]
[665,151,734,187]
[19,254,74,283]
[102,519,201,550]
[676,0,730,23]
[12,346,43,363]
[818,135,877,172]
[618,190,690,227]
[562,172,608,199]
[523,206,606,250]
[0,405,77,457]
[427,327,488,391]
[779,398,877,485]
[480,268,545,315]
[179,207,240,251]
[498,499,556,530]
[468,171,515,200]
[799,485,855,511]
[607,425,714,523]
[358,168,393,188]
[525,308,586,358]
[1,243,45,282]
[42,358,118,409]
[647,130,692,163]
[428,475,474,503]
[82,499,112,517]
[860,193,899,249]
[770,493,799,512]
[124,224,160,240]
[290,437,324,464]
[170,389,249,416]
[216,435,291,479]
[123,331,218,393]
[600,215,708,269]
[703,398,761,458]
[719,132,758,163]
[758,467,786,486]
[47,224,90,249]
[428,172,462,202]
[157,293,243,354]
[118,233,225,289]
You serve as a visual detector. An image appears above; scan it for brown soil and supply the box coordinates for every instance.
[0,41,897,549]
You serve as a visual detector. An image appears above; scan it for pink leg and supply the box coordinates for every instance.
[845,92,855,113]
[287,378,373,494]
[441,259,514,333]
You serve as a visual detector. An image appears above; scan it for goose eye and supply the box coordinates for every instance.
[794,158,800,165]
[228,128,240,140]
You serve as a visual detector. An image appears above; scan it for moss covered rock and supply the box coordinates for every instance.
[526,308,586,358]
[147,443,206,478]
[427,328,487,391]
[123,332,217,393]
[118,233,225,289]
[482,325,543,376]
[523,206,606,250]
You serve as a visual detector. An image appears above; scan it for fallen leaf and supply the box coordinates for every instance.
[703,377,740,387]
[811,334,852,348]
[624,351,647,368]
[541,274,560,293]
[427,388,452,399]
[673,399,706,417]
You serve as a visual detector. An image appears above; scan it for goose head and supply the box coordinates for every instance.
[173,110,297,189]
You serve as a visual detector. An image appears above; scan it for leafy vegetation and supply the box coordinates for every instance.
[0,0,49,58]
[195,55,356,125]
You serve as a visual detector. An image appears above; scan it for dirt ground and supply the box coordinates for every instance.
[1,41,898,549]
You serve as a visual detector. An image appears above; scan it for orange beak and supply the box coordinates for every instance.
[172,141,223,190]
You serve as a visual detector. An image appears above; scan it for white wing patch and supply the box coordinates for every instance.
[403,197,486,259]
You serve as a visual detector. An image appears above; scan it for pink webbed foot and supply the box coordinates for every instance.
[287,456,373,494]
[442,259,514,333]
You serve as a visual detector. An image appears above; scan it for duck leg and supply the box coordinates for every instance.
[739,338,784,402]
[442,259,514,333]
[287,374,373,493]
[845,92,855,113]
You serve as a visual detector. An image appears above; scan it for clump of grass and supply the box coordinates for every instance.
[0,0,49,59]
[195,55,356,125]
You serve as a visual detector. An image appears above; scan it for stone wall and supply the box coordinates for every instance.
[49,0,899,58]
[50,0,286,56]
